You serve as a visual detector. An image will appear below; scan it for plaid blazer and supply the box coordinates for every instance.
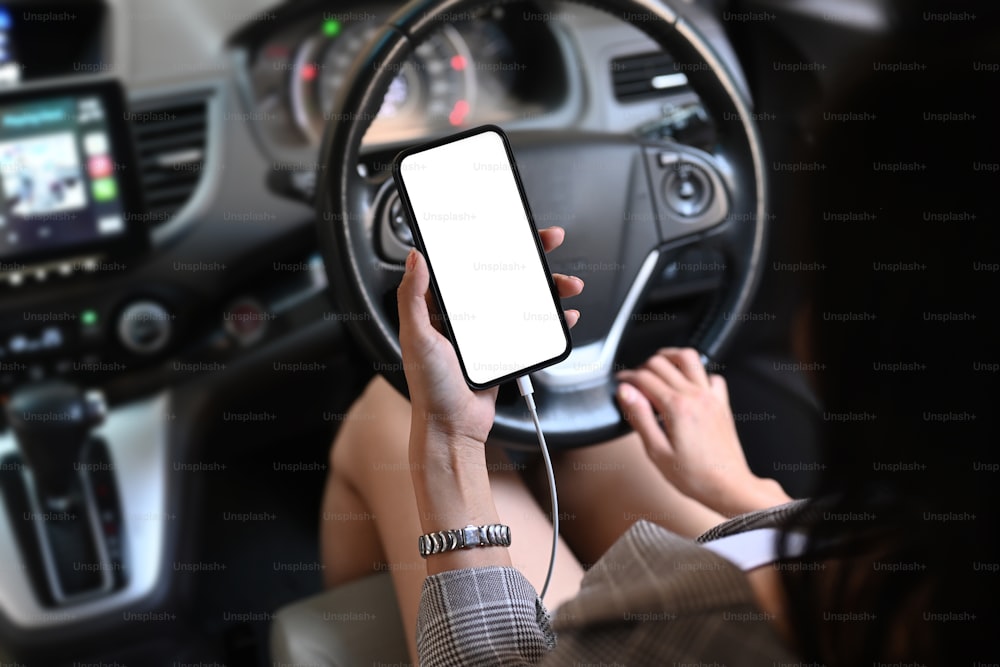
[416,502,806,666]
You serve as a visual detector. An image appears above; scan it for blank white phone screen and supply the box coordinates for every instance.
[398,130,569,386]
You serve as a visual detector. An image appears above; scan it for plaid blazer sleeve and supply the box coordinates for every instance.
[416,565,555,667]
[696,498,811,542]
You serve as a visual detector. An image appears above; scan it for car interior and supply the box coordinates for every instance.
[0,0,991,664]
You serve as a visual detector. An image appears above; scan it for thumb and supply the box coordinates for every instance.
[398,248,436,349]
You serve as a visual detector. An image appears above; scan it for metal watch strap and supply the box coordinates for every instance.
[418,524,511,558]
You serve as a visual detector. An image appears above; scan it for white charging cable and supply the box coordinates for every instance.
[515,374,558,601]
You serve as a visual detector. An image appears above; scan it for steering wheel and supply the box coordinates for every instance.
[316,0,767,449]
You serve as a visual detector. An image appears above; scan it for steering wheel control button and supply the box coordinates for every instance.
[388,195,414,246]
[117,301,172,354]
[663,161,713,218]
[647,149,730,241]
[224,298,269,347]
[375,181,416,263]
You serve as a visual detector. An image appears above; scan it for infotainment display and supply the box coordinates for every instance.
[0,80,146,270]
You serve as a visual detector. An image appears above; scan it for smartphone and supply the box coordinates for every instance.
[392,125,572,389]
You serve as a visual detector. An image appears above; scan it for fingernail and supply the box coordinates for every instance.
[405,248,416,273]
[617,383,636,404]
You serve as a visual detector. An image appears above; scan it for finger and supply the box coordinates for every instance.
[658,348,711,387]
[643,354,693,392]
[616,368,674,418]
[553,273,584,298]
[564,309,580,329]
[398,249,437,349]
[615,382,673,461]
[538,226,566,254]
[709,374,729,402]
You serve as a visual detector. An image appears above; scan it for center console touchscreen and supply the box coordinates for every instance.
[0,80,146,273]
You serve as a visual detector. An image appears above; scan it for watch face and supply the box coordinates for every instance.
[462,525,481,548]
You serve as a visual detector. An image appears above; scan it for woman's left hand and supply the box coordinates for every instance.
[397,227,583,452]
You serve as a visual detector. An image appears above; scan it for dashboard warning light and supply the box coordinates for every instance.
[323,19,342,37]
[301,63,318,81]
[450,55,467,71]
[448,100,470,126]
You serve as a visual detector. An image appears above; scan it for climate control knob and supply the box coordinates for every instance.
[117,300,172,354]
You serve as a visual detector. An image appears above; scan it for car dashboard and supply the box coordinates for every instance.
[0,0,722,400]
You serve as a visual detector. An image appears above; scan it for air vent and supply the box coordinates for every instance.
[129,95,210,227]
[611,52,689,102]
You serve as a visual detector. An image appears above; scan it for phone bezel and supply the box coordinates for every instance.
[391,124,572,390]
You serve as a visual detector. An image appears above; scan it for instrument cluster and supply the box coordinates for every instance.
[240,3,568,148]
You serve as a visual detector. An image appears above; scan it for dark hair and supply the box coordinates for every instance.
[777,2,998,663]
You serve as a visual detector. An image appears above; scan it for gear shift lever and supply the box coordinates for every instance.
[1,380,120,604]
[4,380,106,505]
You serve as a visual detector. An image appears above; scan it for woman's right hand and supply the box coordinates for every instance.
[615,348,791,517]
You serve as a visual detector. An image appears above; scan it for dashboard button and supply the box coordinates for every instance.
[117,301,172,354]
[8,335,27,354]
[223,298,268,347]
[41,327,63,349]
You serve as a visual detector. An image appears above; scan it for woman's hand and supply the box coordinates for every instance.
[397,226,583,452]
[398,227,582,572]
[397,246,496,448]
[615,348,791,517]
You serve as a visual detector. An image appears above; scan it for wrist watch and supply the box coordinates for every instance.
[418,524,511,558]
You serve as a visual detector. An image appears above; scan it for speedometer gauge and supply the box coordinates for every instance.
[289,20,475,144]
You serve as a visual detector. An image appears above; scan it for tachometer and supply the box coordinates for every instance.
[289,18,475,144]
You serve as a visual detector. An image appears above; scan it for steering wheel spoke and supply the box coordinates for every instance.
[533,249,660,391]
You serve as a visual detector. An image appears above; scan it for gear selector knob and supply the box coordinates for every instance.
[5,380,106,502]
